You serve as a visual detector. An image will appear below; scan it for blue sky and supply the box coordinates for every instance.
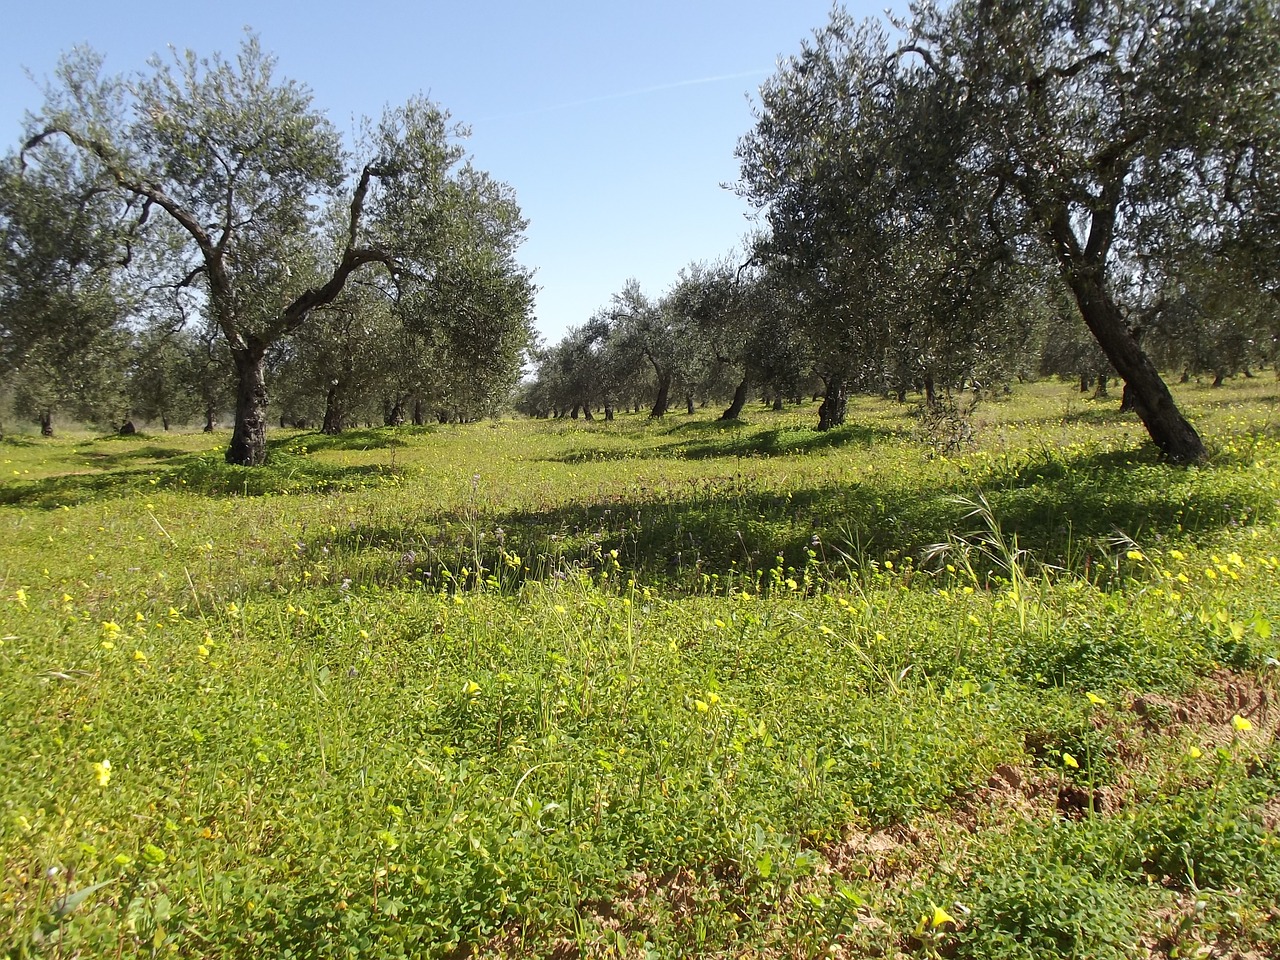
[1,1,870,344]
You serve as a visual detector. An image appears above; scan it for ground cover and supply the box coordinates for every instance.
[2,378,1279,958]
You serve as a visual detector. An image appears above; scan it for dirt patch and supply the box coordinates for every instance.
[1129,669,1277,749]
[821,823,926,884]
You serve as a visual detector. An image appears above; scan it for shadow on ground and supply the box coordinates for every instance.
[0,443,411,508]
[547,420,905,465]
[298,443,1266,594]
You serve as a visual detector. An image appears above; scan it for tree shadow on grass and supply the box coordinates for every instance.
[300,442,1269,594]
[73,445,191,470]
[0,449,414,509]
[674,422,904,460]
[0,467,160,509]
[545,421,903,465]
[273,427,429,454]
[0,434,43,448]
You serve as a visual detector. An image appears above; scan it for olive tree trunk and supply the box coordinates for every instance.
[720,377,750,420]
[226,348,269,466]
[816,377,847,431]
[1059,261,1206,464]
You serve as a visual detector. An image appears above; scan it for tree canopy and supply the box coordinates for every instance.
[5,34,534,461]
[734,0,1279,460]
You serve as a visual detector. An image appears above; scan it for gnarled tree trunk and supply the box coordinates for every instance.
[322,383,347,435]
[649,374,672,419]
[720,377,749,420]
[226,348,269,466]
[816,376,847,431]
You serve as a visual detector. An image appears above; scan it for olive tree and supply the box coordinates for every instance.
[16,35,533,464]
[900,0,1279,461]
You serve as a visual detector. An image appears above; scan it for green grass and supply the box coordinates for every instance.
[2,378,1279,958]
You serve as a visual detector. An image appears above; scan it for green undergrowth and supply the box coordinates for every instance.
[2,378,1279,957]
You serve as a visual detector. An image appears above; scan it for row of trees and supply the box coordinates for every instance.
[525,0,1279,463]
[1,35,535,462]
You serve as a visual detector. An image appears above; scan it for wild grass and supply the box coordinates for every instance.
[2,377,1279,958]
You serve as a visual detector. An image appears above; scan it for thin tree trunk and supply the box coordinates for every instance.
[40,409,54,437]
[721,377,750,420]
[204,406,216,433]
[604,403,615,422]
[226,348,269,466]
[685,394,695,415]
[923,374,939,411]
[1093,374,1109,399]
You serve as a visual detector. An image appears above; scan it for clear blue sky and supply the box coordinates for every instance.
[1,1,872,345]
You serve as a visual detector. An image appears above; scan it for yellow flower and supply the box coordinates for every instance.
[1086,692,1106,706]
[1170,549,1186,561]
[14,589,27,609]
[462,680,481,696]
[930,905,955,928]
[1126,550,1145,561]
[714,619,726,629]
[132,650,147,662]
[1063,753,1079,769]
[197,645,210,658]
[693,699,710,713]
[1231,715,1253,732]
[93,758,112,788]
[102,621,122,636]
[1188,745,1203,759]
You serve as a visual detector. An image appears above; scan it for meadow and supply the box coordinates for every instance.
[2,378,1279,959]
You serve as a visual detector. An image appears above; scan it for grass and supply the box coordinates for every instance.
[1,377,1279,958]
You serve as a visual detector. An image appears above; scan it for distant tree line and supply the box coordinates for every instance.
[523,0,1279,463]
